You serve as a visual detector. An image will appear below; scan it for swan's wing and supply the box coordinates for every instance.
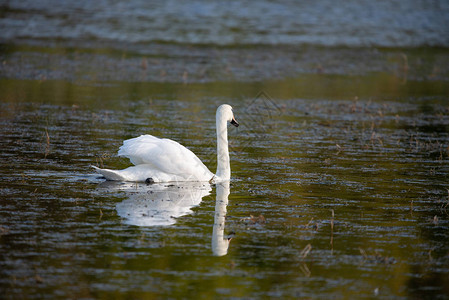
[117,135,213,181]
[118,135,161,165]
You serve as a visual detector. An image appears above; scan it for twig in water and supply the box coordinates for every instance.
[240,214,265,225]
[433,215,438,225]
[44,128,50,158]
[359,247,368,262]
[428,248,434,262]
[305,217,314,228]
[336,144,343,155]
[299,262,311,277]
[300,244,312,260]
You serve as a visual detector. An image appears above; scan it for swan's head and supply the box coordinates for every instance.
[217,104,239,127]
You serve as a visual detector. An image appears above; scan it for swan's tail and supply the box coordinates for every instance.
[91,166,125,181]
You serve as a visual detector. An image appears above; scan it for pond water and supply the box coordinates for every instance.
[1,0,449,299]
[1,77,448,299]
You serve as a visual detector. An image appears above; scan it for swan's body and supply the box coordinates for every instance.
[94,135,214,182]
[93,104,238,183]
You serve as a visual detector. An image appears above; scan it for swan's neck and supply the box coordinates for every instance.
[215,114,230,181]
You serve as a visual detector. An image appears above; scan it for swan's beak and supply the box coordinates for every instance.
[230,118,239,127]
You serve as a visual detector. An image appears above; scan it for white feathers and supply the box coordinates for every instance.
[93,104,237,183]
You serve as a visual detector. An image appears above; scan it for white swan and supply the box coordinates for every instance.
[93,104,239,183]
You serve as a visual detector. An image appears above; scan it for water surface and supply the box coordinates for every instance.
[1,0,449,299]
[1,77,448,298]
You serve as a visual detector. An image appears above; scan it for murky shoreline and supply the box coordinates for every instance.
[2,43,449,84]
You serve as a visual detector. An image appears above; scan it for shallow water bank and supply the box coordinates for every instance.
[2,43,449,84]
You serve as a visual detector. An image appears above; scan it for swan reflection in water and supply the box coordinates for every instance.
[98,181,232,255]
[99,181,211,226]
[212,181,232,256]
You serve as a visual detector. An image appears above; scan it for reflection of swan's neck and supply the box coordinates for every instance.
[215,113,230,181]
[212,181,230,256]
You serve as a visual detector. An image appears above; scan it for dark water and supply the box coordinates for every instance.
[1,79,449,298]
[1,1,449,299]
[2,0,449,84]
[1,0,449,47]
